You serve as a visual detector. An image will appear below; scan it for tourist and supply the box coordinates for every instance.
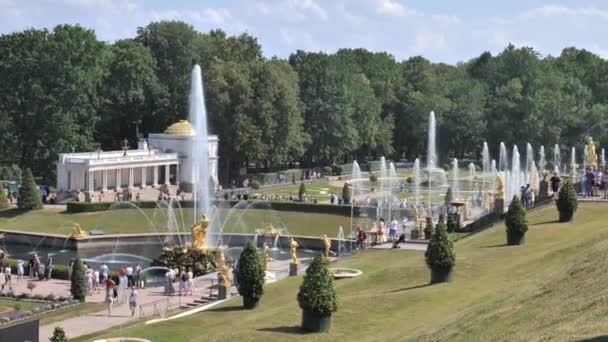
[0,249,4,265]
[392,234,407,248]
[86,268,94,295]
[377,218,386,243]
[16,259,24,282]
[45,256,53,280]
[105,287,114,317]
[38,261,45,281]
[134,264,142,288]
[550,172,561,194]
[129,286,138,317]
[93,268,100,294]
[187,267,194,296]
[389,219,398,242]
[2,263,11,291]
[125,264,134,287]
[179,268,188,296]
[100,262,109,285]
[356,226,366,249]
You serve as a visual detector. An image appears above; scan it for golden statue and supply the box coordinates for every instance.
[412,206,419,229]
[70,224,87,239]
[321,234,331,258]
[290,238,299,265]
[263,242,273,271]
[191,215,209,251]
[586,136,598,170]
[496,175,504,200]
[217,251,230,288]
[263,223,280,236]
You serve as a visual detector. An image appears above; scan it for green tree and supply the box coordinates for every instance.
[444,187,453,206]
[425,219,455,283]
[70,256,87,302]
[297,255,337,316]
[556,181,578,222]
[298,182,307,201]
[0,186,9,210]
[236,242,265,309]
[505,195,528,245]
[50,326,67,342]
[17,168,42,210]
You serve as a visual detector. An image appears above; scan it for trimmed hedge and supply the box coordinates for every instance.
[67,200,361,216]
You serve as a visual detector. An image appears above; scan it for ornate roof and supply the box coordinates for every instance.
[163,120,196,136]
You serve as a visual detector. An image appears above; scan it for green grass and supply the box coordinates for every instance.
[39,303,105,326]
[79,202,608,341]
[0,298,38,311]
[0,207,354,238]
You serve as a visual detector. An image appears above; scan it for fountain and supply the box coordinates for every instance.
[351,161,362,203]
[539,145,546,171]
[602,148,606,169]
[553,144,560,173]
[499,142,508,172]
[571,147,577,178]
[424,111,447,185]
[413,158,421,205]
[452,158,459,200]
[468,163,476,192]
[189,65,216,247]
[482,142,490,174]
[583,145,588,172]
[379,157,387,219]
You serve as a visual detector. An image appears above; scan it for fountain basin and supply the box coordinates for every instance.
[330,268,363,279]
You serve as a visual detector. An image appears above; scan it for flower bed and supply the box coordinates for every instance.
[0,292,81,326]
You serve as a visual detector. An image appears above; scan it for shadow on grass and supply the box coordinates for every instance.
[208,305,244,312]
[257,326,307,335]
[0,208,30,219]
[388,283,432,293]
[531,220,561,226]
[480,244,509,248]
[576,337,608,342]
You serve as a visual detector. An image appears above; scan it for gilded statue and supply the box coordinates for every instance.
[290,238,299,265]
[322,234,331,258]
[70,224,87,239]
[496,175,504,200]
[263,223,280,236]
[217,251,230,288]
[412,206,419,229]
[586,136,598,170]
[263,242,273,271]
[191,214,209,251]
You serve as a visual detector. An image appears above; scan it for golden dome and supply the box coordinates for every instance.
[164,120,196,136]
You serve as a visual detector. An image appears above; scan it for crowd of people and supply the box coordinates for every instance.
[163,267,194,297]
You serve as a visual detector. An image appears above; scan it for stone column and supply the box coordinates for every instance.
[128,168,134,189]
[87,171,94,193]
[165,164,170,185]
[153,166,159,187]
[141,167,147,188]
[102,170,108,191]
[116,169,122,190]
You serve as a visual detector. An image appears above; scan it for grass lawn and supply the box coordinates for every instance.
[0,207,354,238]
[253,180,343,202]
[38,302,105,326]
[0,298,38,312]
[79,202,608,341]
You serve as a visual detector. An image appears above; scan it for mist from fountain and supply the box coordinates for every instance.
[482,141,490,174]
[452,158,459,199]
[427,111,437,169]
[539,145,546,171]
[602,148,606,169]
[583,145,588,171]
[352,161,361,203]
[379,156,387,218]
[526,143,534,175]
[468,163,476,192]
[499,142,508,172]
[337,226,345,257]
[413,158,421,205]
[553,144,560,173]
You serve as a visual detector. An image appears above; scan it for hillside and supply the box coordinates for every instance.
[81,203,608,342]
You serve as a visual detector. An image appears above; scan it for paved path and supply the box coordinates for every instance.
[370,242,427,251]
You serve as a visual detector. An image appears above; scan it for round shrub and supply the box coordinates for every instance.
[297,255,337,316]
[322,166,332,175]
[331,165,343,176]
[50,326,68,342]
[505,195,528,245]
[236,242,265,309]
[342,183,351,205]
[250,180,261,190]
[556,181,578,222]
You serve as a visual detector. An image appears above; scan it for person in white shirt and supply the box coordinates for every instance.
[125,265,134,287]
[2,264,11,290]
[129,286,138,317]
[16,260,24,282]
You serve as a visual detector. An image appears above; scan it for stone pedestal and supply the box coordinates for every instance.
[494,198,504,216]
[539,180,549,201]
[289,263,299,277]
[410,228,419,240]
[218,285,228,299]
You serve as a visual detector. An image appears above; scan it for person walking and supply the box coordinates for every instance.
[550,172,561,195]
[2,264,11,291]
[125,264,134,287]
[179,268,188,296]
[16,259,24,282]
[100,263,109,285]
[129,286,138,317]
[134,264,142,288]
[186,268,194,296]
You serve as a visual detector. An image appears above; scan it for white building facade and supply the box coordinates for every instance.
[57,120,219,193]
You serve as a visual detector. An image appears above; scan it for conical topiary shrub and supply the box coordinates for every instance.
[50,326,67,342]
[425,219,455,283]
[298,182,307,201]
[236,242,265,309]
[444,187,453,206]
[424,217,433,240]
[298,255,337,333]
[342,183,351,204]
[70,256,87,302]
[505,195,528,245]
[0,187,9,210]
[17,168,42,210]
[556,181,578,222]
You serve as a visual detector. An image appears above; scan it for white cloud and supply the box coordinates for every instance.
[289,0,327,20]
[522,4,608,21]
[374,0,406,17]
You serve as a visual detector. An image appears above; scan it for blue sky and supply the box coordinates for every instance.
[1,0,608,63]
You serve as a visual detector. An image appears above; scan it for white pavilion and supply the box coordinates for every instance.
[56,120,218,194]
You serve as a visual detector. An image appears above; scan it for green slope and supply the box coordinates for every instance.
[80,202,608,342]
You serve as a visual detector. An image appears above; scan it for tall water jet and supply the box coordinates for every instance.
[602,148,606,169]
[452,158,459,200]
[482,142,490,174]
[499,142,508,171]
[539,146,546,171]
[583,145,588,171]
[468,163,476,192]
[388,162,397,221]
[427,111,437,169]
[413,158,421,205]
[491,160,497,174]
[553,144,560,173]
[351,161,362,202]
[525,143,534,173]
[511,146,522,201]
[570,147,577,178]
[379,157,387,219]
[189,65,214,246]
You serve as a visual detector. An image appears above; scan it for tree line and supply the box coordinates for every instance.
[1,20,607,185]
